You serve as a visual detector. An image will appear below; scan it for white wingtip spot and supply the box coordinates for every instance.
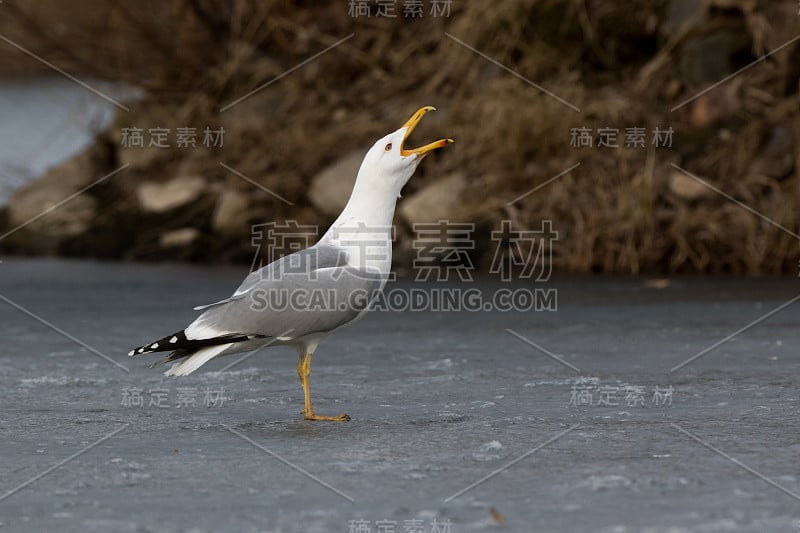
[150,343,159,349]
[128,350,134,356]
[169,336,178,344]
[138,347,144,353]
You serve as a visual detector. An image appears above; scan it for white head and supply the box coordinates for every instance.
[323,107,453,263]
[355,106,453,197]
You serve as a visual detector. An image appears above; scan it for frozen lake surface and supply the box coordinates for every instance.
[0,259,798,532]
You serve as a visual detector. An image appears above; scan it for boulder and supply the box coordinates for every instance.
[668,170,713,201]
[212,188,252,235]
[308,150,363,216]
[159,227,201,248]
[136,176,206,213]
[3,141,113,253]
[679,28,750,87]
[399,173,470,224]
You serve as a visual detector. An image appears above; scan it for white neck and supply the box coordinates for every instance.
[319,166,401,273]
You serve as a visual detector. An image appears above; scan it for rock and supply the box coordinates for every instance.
[308,150,363,216]
[399,173,469,223]
[159,227,200,248]
[3,141,113,254]
[643,278,671,289]
[668,171,712,201]
[7,176,97,236]
[136,176,206,213]
[212,188,251,235]
[114,103,182,171]
[679,28,750,87]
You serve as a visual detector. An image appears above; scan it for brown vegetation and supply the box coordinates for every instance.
[1,0,799,275]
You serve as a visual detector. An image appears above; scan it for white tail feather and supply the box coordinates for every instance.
[164,343,234,377]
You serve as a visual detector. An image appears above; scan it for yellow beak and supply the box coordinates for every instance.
[400,106,454,157]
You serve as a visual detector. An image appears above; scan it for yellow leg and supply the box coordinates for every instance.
[297,352,350,421]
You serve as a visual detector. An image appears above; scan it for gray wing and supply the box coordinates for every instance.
[193,244,349,311]
[128,244,381,362]
[184,262,385,341]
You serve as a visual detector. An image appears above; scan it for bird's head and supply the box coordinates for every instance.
[359,106,453,194]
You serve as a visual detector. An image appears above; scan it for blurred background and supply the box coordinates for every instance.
[0,0,798,275]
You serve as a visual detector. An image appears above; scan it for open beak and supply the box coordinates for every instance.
[400,106,454,157]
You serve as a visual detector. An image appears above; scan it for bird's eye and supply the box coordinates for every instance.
[384,143,392,152]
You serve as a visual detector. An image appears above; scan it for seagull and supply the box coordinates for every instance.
[129,106,453,421]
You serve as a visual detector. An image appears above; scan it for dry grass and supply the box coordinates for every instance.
[2,0,799,273]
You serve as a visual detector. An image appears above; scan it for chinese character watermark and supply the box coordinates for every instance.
[568,384,673,408]
[348,0,452,18]
[346,517,453,533]
[120,126,225,149]
[569,126,673,149]
[251,221,321,279]
[412,221,474,282]
[245,219,558,313]
[121,387,230,408]
[489,220,558,282]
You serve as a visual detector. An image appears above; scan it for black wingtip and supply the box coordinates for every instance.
[129,330,264,358]
[129,330,194,357]
[149,349,193,368]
